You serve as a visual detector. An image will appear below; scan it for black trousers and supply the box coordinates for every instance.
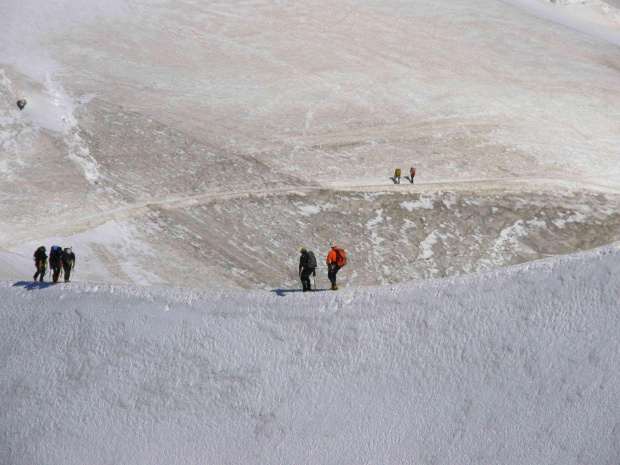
[51,262,61,282]
[63,264,72,281]
[328,265,341,287]
[300,267,314,291]
[34,262,46,281]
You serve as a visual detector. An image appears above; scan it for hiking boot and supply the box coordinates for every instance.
[331,285,339,291]
[65,280,70,283]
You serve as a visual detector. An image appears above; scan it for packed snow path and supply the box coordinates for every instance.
[3,178,619,290]
[2,173,620,248]
[1,243,619,464]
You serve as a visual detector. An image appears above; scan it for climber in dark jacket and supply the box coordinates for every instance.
[299,247,317,292]
[33,246,47,282]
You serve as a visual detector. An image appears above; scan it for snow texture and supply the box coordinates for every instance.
[1,243,619,464]
[1,0,620,462]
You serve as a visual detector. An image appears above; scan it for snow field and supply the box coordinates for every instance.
[500,0,620,46]
[1,0,620,291]
[1,243,619,464]
[1,1,620,460]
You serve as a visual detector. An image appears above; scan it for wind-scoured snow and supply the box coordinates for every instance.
[1,244,619,464]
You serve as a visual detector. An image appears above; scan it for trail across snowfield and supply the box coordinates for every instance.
[1,243,619,464]
[3,173,620,248]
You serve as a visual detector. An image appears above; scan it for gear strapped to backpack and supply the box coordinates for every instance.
[50,246,63,265]
[335,248,346,267]
[306,250,317,269]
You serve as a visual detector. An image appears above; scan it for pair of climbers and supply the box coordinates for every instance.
[32,245,76,283]
[299,241,347,291]
[393,167,416,184]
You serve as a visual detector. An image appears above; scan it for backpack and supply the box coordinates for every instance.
[50,246,62,264]
[306,251,317,269]
[335,248,346,267]
[34,247,46,262]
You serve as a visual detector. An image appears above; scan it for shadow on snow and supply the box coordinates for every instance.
[13,281,61,290]
[271,288,330,297]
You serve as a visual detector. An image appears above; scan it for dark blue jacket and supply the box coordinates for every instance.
[62,251,76,267]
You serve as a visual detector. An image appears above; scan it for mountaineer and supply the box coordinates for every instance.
[299,247,317,292]
[61,247,76,283]
[394,168,401,184]
[326,241,346,290]
[49,245,63,282]
[33,246,48,282]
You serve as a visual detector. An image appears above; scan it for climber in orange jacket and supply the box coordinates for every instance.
[326,241,346,290]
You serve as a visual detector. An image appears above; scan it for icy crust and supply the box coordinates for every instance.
[1,244,620,464]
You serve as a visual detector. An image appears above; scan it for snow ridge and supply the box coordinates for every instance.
[1,243,619,464]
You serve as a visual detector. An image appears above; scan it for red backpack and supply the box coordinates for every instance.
[335,248,346,267]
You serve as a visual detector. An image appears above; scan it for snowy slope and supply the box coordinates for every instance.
[3,189,619,290]
[2,1,620,462]
[501,0,620,45]
[1,0,620,289]
[1,243,619,464]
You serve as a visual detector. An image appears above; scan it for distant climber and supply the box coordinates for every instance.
[394,168,401,184]
[299,247,317,292]
[326,241,346,290]
[16,99,27,110]
[49,245,63,283]
[410,167,416,184]
[33,246,47,282]
[61,247,76,283]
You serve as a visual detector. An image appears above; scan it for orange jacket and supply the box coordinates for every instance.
[326,248,338,265]
[410,168,416,175]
